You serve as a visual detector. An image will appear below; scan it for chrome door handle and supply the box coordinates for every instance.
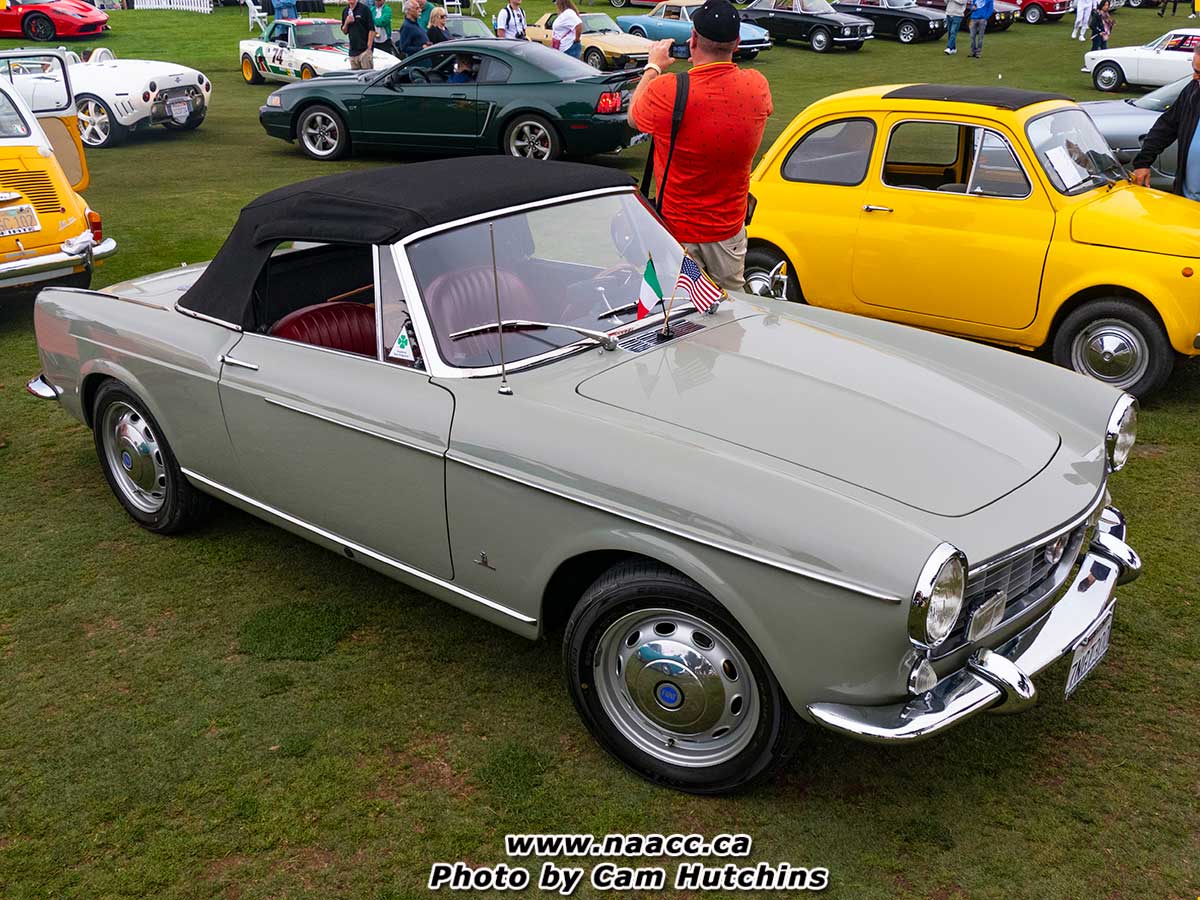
[863,205,893,213]
[220,354,259,371]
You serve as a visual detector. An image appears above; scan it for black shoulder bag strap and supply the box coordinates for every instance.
[639,71,689,214]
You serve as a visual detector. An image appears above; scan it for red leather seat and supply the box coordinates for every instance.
[269,301,377,357]
[424,267,540,363]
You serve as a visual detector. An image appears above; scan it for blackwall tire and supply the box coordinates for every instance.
[23,12,55,40]
[809,26,831,51]
[297,104,349,160]
[502,113,562,160]
[1093,61,1125,92]
[744,246,801,302]
[1051,299,1174,398]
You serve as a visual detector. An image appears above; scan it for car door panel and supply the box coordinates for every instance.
[217,331,456,581]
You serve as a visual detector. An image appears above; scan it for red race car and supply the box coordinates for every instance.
[0,0,109,42]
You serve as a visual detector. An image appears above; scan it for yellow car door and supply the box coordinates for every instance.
[851,114,1053,332]
[0,50,89,191]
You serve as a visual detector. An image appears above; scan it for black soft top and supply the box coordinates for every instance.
[178,157,635,327]
[883,84,1072,110]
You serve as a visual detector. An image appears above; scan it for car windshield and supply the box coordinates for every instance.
[1130,76,1188,111]
[800,0,836,12]
[294,23,347,47]
[1027,108,1127,195]
[407,192,691,369]
[450,16,493,37]
[582,13,621,32]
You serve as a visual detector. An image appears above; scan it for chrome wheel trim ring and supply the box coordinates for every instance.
[101,401,167,514]
[585,49,605,69]
[899,22,916,41]
[1096,66,1120,90]
[78,98,109,147]
[744,265,774,297]
[301,112,339,157]
[509,120,552,159]
[593,607,760,768]
[1071,318,1149,388]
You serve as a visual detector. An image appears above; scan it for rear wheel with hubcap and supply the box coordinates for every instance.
[564,560,801,794]
[1052,299,1174,398]
[809,26,831,51]
[297,104,349,160]
[1092,61,1125,92]
[503,113,561,160]
[76,95,128,149]
[744,245,801,302]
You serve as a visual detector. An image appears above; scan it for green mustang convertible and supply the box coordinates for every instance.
[258,39,641,161]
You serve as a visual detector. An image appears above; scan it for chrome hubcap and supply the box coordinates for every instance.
[1097,67,1119,89]
[102,402,166,514]
[510,122,552,159]
[302,113,339,156]
[594,608,759,767]
[813,31,828,49]
[900,24,915,40]
[78,99,109,147]
[1072,318,1148,388]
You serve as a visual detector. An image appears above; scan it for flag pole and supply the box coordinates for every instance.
[657,254,683,342]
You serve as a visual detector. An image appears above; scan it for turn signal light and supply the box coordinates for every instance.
[596,91,622,115]
[142,91,150,102]
[1183,267,1193,278]
[86,209,102,242]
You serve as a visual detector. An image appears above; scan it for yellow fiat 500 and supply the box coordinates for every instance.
[746,83,1200,397]
[0,50,115,294]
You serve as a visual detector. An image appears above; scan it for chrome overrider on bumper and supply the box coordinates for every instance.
[0,233,117,290]
[27,373,62,400]
[808,506,1140,744]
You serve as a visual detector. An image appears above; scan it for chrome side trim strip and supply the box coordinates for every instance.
[446,453,903,604]
[175,300,243,332]
[179,468,537,626]
[262,396,444,457]
[968,483,1107,577]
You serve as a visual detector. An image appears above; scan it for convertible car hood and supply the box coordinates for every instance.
[576,313,1059,517]
[1071,183,1200,257]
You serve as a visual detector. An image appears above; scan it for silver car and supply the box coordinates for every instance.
[26,158,1142,793]
[1083,76,1185,191]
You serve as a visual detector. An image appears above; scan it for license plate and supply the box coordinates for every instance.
[1064,603,1114,699]
[168,98,191,123]
[0,203,40,237]
[629,132,649,148]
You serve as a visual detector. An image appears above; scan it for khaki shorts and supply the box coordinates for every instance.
[349,49,373,70]
[682,227,748,293]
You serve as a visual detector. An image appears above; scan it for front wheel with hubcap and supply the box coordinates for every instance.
[1023,3,1044,23]
[92,381,209,533]
[76,94,128,149]
[564,560,801,793]
[809,27,831,51]
[1093,61,1124,92]
[297,104,349,160]
[503,113,561,160]
[898,20,918,42]
[1052,299,1174,398]
[584,47,608,69]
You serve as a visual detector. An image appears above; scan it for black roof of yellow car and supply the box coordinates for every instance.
[882,84,1071,110]
[179,157,634,327]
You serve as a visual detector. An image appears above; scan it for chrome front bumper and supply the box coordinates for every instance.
[27,373,61,400]
[0,235,117,290]
[808,506,1139,744]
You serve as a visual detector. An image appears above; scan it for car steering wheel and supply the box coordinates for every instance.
[409,67,429,84]
[591,261,640,282]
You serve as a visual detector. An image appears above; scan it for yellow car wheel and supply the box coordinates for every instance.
[242,54,265,85]
[301,65,316,80]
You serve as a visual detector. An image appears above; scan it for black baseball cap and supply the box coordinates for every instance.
[691,0,741,42]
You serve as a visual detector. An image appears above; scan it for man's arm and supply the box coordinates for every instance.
[1131,90,1187,184]
[496,7,507,37]
[627,39,673,129]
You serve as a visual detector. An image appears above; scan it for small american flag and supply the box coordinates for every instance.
[674,256,724,314]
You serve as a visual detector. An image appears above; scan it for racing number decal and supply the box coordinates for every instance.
[270,46,285,65]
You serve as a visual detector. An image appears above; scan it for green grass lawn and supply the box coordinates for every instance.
[1,6,1198,899]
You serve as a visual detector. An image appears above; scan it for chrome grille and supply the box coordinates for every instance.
[0,170,61,215]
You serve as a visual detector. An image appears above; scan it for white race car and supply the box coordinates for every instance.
[7,47,212,148]
[240,18,399,85]
[1083,28,1200,93]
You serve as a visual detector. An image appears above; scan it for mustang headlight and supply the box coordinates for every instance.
[266,93,283,108]
[909,543,967,647]
[1105,394,1137,472]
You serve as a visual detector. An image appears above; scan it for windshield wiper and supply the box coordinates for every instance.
[597,300,653,320]
[450,319,618,350]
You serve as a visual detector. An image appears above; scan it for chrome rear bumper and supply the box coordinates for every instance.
[808,506,1139,744]
[0,235,117,290]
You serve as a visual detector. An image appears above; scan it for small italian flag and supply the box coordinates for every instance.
[637,256,662,320]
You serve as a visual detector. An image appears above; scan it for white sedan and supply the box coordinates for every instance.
[8,47,212,148]
[1084,28,1200,93]
[240,18,398,85]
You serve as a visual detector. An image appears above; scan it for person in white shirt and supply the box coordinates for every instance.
[496,0,526,38]
[551,0,584,58]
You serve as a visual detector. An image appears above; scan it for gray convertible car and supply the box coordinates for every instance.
[27,159,1141,793]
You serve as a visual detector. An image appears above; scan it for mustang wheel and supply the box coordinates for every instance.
[300,64,316,80]
[22,11,55,41]
[92,381,209,534]
[503,114,561,161]
[76,95,128,149]
[744,245,801,302]
[564,561,801,794]
[898,20,918,42]
[297,104,349,160]
[1052,300,1174,398]
[809,27,831,51]
[1023,3,1044,22]
[584,47,608,69]
[1092,61,1125,92]
[242,53,265,84]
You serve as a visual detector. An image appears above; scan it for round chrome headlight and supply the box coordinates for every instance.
[1105,394,1137,473]
[909,543,967,647]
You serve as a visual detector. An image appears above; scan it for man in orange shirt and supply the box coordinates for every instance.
[628,0,773,291]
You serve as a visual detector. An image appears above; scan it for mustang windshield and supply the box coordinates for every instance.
[582,13,621,31]
[294,23,348,48]
[1027,109,1127,195]
[408,192,689,369]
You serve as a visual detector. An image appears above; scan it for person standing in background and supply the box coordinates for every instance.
[552,0,584,58]
[1071,0,1094,39]
[496,0,527,38]
[1159,0,1180,17]
[1090,0,1111,51]
[427,5,451,42]
[372,0,397,57]
[341,0,375,69]
[967,0,992,58]
[944,0,965,54]
[1131,48,1200,198]
[417,0,435,30]
[273,0,298,23]
[398,0,430,55]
